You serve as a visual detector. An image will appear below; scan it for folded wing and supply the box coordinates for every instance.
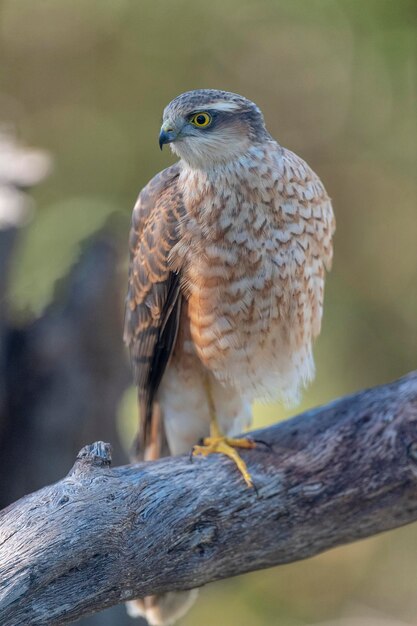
[124,163,185,449]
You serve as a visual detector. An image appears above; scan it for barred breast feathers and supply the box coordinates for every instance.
[171,141,335,405]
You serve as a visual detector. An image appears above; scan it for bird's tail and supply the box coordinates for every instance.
[126,401,198,625]
[126,590,199,626]
[131,399,169,462]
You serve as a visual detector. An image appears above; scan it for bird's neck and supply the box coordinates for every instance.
[177,143,281,238]
[180,143,269,179]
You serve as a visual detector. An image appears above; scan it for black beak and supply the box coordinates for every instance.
[158,129,177,150]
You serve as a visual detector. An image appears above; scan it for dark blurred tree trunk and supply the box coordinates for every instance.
[0,233,130,503]
[0,132,143,625]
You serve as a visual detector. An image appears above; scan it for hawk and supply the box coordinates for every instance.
[124,89,335,624]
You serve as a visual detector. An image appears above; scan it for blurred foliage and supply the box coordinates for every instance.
[0,0,416,624]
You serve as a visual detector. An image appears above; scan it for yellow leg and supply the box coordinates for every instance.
[192,377,256,488]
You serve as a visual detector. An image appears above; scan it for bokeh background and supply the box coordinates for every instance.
[0,0,416,625]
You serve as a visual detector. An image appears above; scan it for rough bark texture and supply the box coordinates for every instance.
[1,371,417,626]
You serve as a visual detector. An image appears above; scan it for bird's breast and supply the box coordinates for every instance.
[170,152,322,402]
[172,188,291,392]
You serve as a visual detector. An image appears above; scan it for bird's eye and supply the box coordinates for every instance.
[190,112,212,127]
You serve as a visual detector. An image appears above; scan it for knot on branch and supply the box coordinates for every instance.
[75,441,112,469]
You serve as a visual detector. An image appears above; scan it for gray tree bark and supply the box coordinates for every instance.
[1,371,417,626]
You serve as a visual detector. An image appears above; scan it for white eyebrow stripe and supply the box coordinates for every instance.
[198,100,241,112]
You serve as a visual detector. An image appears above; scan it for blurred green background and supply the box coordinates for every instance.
[1,0,416,624]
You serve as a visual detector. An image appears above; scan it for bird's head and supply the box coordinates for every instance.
[159,89,270,169]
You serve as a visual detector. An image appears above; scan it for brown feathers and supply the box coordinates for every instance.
[125,90,335,454]
[124,164,185,449]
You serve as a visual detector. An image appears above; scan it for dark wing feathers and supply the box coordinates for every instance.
[124,163,184,448]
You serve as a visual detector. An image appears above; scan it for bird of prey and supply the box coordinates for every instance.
[124,88,334,624]
[125,87,334,470]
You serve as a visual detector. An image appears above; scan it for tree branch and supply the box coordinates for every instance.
[1,372,417,626]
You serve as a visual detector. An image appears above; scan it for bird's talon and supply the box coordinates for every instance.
[252,438,273,451]
[192,436,255,488]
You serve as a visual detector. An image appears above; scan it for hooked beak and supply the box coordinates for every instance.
[159,122,178,150]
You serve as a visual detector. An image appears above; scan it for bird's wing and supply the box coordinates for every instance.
[124,162,185,449]
[281,148,335,268]
[277,148,335,339]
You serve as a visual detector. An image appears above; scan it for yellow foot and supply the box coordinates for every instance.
[192,436,256,488]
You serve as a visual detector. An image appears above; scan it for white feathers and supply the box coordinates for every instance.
[200,100,241,112]
[158,362,252,455]
[171,129,252,169]
[126,591,199,626]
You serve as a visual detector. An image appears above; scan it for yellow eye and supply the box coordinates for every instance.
[190,112,212,127]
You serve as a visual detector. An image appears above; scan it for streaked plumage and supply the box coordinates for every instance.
[125,88,334,458]
[124,88,335,624]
